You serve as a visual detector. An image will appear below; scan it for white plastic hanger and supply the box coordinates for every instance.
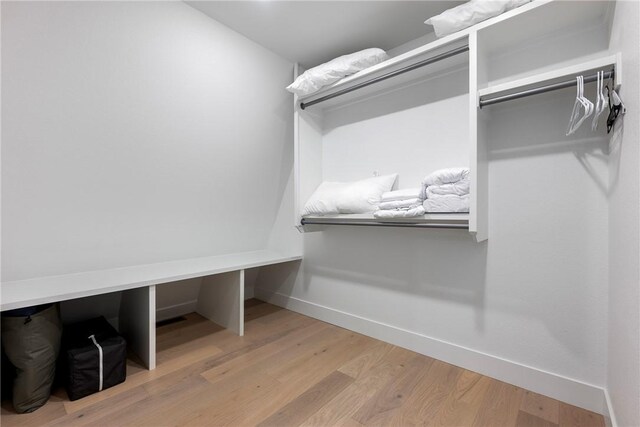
[592,71,606,131]
[568,75,594,135]
[579,75,594,122]
[566,76,584,136]
[571,75,591,134]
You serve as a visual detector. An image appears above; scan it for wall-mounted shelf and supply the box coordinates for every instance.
[299,41,469,111]
[479,54,622,108]
[294,0,619,243]
[301,213,469,229]
[297,0,560,113]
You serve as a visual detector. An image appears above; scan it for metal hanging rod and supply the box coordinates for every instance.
[300,44,470,110]
[300,218,469,230]
[479,69,615,108]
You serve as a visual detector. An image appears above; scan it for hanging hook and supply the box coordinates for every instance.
[606,84,626,134]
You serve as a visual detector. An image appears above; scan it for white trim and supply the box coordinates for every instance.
[603,388,618,427]
[255,288,607,415]
[293,62,301,229]
[156,299,198,322]
[148,286,156,370]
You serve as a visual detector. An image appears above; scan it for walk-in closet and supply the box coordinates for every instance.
[1,1,638,426]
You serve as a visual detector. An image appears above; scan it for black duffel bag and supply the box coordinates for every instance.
[62,316,127,401]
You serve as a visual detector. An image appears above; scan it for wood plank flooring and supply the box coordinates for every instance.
[1,300,605,427]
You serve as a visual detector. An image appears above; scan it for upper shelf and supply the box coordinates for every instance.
[296,0,550,112]
[296,0,614,112]
[299,38,469,112]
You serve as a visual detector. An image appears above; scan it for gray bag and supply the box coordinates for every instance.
[1,304,62,413]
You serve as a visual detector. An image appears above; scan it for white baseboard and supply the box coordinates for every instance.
[156,299,198,322]
[603,388,618,427]
[256,288,607,415]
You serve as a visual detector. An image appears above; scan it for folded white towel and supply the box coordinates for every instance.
[426,177,470,198]
[380,188,421,202]
[378,198,422,210]
[423,194,470,213]
[422,167,470,187]
[373,205,426,219]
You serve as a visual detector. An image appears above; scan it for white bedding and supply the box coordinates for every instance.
[373,205,426,219]
[378,198,422,210]
[301,174,398,216]
[286,48,389,97]
[425,178,470,198]
[422,167,470,187]
[423,194,470,213]
[425,0,531,38]
[380,188,422,203]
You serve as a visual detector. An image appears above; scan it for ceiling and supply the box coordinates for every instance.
[185,1,464,68]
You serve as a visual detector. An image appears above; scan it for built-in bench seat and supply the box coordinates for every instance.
[1,250,302,369]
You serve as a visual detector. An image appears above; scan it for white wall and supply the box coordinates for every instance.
[1,1,294,282]
[607,1,640,426]
[321,68,469,187]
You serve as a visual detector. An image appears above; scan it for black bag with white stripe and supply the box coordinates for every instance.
[62,316,127,401]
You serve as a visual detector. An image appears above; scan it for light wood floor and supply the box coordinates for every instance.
[1,300,605,427]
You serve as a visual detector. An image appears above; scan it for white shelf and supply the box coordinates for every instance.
[299,38,469,112]
[301,213,469,228]
[1,250,303,311]
[296,0,557,112]
[479,54,622,103]
[294,0,618,243]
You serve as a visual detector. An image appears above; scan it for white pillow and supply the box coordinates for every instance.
[425,0,531,38]
[301,174,398,216]
[286,48,389,97]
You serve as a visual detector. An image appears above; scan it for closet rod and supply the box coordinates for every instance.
[300,44,470,110]
[479,69,614,108]
[300,219,469,230]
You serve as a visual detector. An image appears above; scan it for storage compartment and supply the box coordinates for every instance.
[476,0,615,88]
[62,316,127,401]
[296,53,472,230]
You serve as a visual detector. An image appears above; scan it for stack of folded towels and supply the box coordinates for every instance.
[421,167,470,213]
[373,188,425,218]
